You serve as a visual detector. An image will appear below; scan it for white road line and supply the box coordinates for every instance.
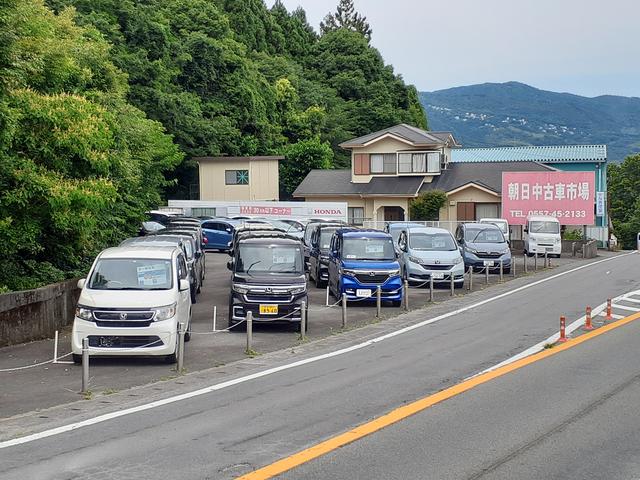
[0,251,636,450]
[619,296,640,304]
[612,304,640,312]
[599,312,625,320]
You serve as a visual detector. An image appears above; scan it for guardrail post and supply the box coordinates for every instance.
[583,306,594,331]
[300,300,307,337]
[212,305,217,332]
[325,285,330,306]
[450,275,454,296]
[246,311,253,353]
[81,337,89,394]
[429,276,434,301]
[341,293,347,328]
[512,256,516,277]
[177,322,185,372]
[499,261,504,282]
[558,315,567,343]
[582,244,586,258]
[53,330,59,364]
[485,266,489,284]
[534,254,538,270]
[524,253,528,273]
[467,266,473,291]
[376,286,381,318]
[544,252,548,268]
[403,280,409,311]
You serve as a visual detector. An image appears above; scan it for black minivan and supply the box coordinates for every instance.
[227,231,308,332]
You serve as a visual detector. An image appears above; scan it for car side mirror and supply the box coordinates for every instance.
[77,278,86,289]
[227,259,234,271]
[524,227,528,233]
[179,279,190,291]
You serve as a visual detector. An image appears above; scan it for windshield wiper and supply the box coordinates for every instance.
[470,228,490,243]
[246,260,262,276]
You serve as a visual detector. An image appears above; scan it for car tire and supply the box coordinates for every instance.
[454,281,464,289]
[191,287,197,304]
[315,267,324,289]
[184,315,192,342]
[391,300,401,307]
[504,268,511,275]
[72,354,82,364]
[196,281,201,294]
[165,352,177,364]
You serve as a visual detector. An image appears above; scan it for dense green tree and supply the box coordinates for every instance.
[410,191,448,221]
[320,0,372,41]
[608,154,640,249]
[280,138,333,199]
[0,0,181,291]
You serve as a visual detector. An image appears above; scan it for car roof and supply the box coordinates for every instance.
[527,215,560,222]
[152,233,196,242]
[387,222,424,230]
[338,228,391,238]
[479,218,507,223]
[463,222,500,229]
[99,246,178,259]
[123,237,183,245]
[405,226,453,235]
[240,235,302,245]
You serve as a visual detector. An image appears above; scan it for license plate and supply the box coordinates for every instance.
[356,289,372,298]
[259,304,278,315]
[483,260,495,267]
[431,272,445,279]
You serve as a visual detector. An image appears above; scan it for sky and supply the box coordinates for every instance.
[271,0,640,98]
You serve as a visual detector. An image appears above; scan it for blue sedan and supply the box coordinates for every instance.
[201,219,239,251]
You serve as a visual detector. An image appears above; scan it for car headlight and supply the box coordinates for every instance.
[290,284,307,295]
[319,255,329,262]
[154,303,177,321]
[453,257,463,265]
[75,306,93,321]
[341,269,357,277]
[232,284,250,294]
[389,269,400,277]
[466,247,478,254]
[501,247,511,254]
[408,256,424,265]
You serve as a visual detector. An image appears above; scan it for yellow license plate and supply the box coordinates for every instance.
[259,304,278,315]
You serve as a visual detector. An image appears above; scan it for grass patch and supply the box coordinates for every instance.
[245,348,260,358]
[82,390,93,400]
[543,343,555,349]
[101,388,118,396]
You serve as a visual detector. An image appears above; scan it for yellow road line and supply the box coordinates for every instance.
[237,310,640,480]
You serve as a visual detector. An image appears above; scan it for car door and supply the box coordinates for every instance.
[176,253,191,327]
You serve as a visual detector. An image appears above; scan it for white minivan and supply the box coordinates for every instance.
[479,218,510,242]
[72,246,192,363]
[523,215,561,257]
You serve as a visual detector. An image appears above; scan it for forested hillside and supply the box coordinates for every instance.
[46,0,427,198]
[420,82,640,160]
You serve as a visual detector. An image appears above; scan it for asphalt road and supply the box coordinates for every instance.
[283,300,640,480]
[0,251,638,479]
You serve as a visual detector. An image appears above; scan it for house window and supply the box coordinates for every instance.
[225,170,249,185]
[348,207,365,225]
[192,207,216,217]
[370,154,396,174]
[353,154,370,175]
[398,152,442,174]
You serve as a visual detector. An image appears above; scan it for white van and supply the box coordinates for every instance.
[523,215,561,257]
[479,218,510,242]
[72,246,192,363]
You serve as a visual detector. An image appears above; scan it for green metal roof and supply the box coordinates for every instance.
[451,145,607,163]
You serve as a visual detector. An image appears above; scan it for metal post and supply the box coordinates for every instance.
[325,285,330,306]
[499,261,504,282]
[450,274,454,296]
[512,256,516,277]
[403,280,409,311]
[544,252,548,268]
[300,300,307,337]
[341,293,347,328]
[429,276,434,302]
[212,305,217,332]
[81,337,89,393]
[177,322,185,372]
[534,254,538,270]
[467,266,473,291]
[524,253,528,273]
[53,330,59,364]
[485,266,489,284]
[582,244,586,258]
[376,286,381,317]
[246,311,253,352]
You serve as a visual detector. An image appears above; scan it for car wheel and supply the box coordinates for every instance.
[391,300,401,307]
[196,281,201,294]
[190,286,197,304]
[503,268,511,275]
[72,354,82,364]
[184,314,192,342]
[454,281,464,289]
[315,267,324,289]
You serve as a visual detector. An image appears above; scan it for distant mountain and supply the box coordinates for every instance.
[419,82,640,161]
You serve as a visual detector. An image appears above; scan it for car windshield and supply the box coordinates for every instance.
[237,245,303,274]
[530,221,560,234]
[410,232,457,251]
[319,229,338,250]
[343,237,395,261]
[482,221,508,234]
[89,259,173,290]
[465,228,505,244]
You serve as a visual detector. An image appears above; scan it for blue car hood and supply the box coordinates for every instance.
[341,260,399,270]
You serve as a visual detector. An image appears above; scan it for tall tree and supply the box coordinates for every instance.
[320,0,372,41]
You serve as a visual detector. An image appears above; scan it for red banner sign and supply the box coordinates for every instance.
[501,171,595,225]
[239,205,292,216]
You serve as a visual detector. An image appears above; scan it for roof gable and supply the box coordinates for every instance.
[340,124,460,149]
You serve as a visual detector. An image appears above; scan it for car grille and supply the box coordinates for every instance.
[475,252,502,259]
[245,294,292,303]
[421,264,452,270]
[88,335,163,348]
[354,273,390,284]
[93,310,155,328]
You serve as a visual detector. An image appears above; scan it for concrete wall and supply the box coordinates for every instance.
[0,279,80,347]
[198,158,279,201]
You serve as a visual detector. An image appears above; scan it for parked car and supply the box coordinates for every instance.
[72,246,191,364]
[385,222,425,247]
[479,218,510,242]
[120,236,200,303]
[201,218,239,252]
[229,223,280,256]
[145,210,182,225]
[327,228,402,306]
[303,220,345,268]
[227,231,307,332]
[255,218,303,239]
[138,220,166,237]
[455,222,512,273]
[163,224,208,253]
[154,230,206,284]
[278,219,306,233]
[523,215,561,257]
[397,226,464,287]
[308,224,341,288]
